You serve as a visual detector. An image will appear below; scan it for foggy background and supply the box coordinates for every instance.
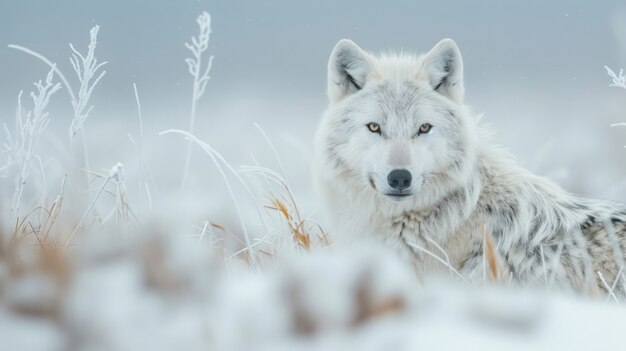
[2,0,626,223]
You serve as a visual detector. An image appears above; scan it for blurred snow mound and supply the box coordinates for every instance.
[0,226,625,351]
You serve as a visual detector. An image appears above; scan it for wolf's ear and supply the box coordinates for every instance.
[420,39,464,103]
[327,39,377,102]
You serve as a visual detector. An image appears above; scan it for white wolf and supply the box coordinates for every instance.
[313,38,626,296]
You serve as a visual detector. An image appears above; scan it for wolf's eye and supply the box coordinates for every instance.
[367,122,381,134]
[418,123,432,135]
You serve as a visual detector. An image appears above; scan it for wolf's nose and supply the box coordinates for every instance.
[387,169,412,190]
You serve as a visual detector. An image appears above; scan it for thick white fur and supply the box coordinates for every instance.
[313,39,626,296]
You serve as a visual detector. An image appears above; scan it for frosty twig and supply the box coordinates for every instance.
[181,12,215,192]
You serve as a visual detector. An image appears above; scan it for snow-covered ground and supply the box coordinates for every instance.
[2,228,626,351]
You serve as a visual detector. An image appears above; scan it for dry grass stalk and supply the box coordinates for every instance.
[207,222,272,265]
[266,197,312,250]
[483,223,502,283]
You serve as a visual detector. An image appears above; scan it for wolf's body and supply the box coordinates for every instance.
[313,39,626,296]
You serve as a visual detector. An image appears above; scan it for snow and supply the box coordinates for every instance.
[2,229,626,350]
[0,308,64,351]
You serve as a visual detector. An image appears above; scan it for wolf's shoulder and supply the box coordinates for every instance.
[475,144,626,233]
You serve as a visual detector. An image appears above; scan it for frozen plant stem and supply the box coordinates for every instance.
[407,241,472,286]
[605,66,626,90]
[58,25,107,230]
[7,45,77,103]
[133,83,144,153]
[128,83,158,211]
[254,123,292,189]
[160,129,258,267]
[8,26,106,226]
[64,163,123,247]
[598,271,620,305]
[64,173,109,246]
[4,67,61,224]
[606,66,626,147]
[132,83,149,212]
[69,25,107,187]
[181,11,215,192]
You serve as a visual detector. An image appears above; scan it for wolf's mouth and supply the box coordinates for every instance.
[385,193,413,200]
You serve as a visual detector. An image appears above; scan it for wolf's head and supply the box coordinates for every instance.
[316,39,478,206]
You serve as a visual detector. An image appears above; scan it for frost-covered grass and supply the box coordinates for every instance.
[181,11,215,193]
[3,66,60,226]
[1,11,626,351]
[607,65,626,147]
[605,65,626,90]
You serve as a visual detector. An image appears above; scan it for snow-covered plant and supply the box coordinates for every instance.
[107,162,132,226]
[8,25,107,229]
[9,26,106,145]
[181,11,215,191]
[127,83,155,213]
[2,66,61,224]
[605,66,626,90]
[64,162,132,246]
[606,66,626,134]
[68,25,107,140]
[63,25,107,191]
[160,129,259,267]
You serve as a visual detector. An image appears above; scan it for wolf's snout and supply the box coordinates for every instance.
[387,169,412,190]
